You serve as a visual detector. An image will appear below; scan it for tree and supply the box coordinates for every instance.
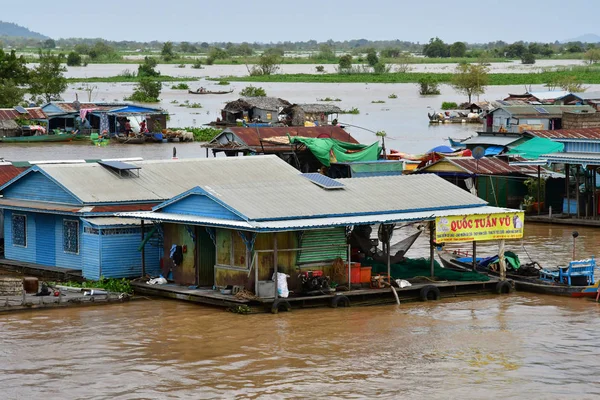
[29,52,67,103]
[366,49,379,67]
[0,80,25,107]
[505,42,526,58]
[247,50,281,76]
[315,44,336,61]
[42,38,56,49]
[239,85,266,97]
[546,76,586,93]
[584,48,600,64]
[540,44,554,57]
[126,78,161,102]
[66,51,82,66]
[380,48,402,58]
[521,52,536,64]
[161,41,175,61]
[208,47,228,60]
[179,42,197,53]
[528,43,541,55]
[138,56,160,77]
[338,54,352,70]
[423,37,449,58]
[566,43,584,53]
[451,63,489,103]
[0,49,29,84]
[449,42,467,57]
[417,76,440,95]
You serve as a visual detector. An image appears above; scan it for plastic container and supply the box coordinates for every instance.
[351,265,361,284]
[360,267,372,283]
[257,280,275,298]
[23,277,39,294]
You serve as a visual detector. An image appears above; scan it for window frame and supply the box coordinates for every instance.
[12,214,27,248]
[63,219,80,255]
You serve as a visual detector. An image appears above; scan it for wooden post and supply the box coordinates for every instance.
[594,167,598,219]
[537,165,541,215]
[254,253,259,296]
[566,164,570,216]
[430,223,435,278]
[576,165,580,218]
[140,220,146,278]
[498,239,506,281]
[472,241,477,271]
[347,244,351,291]
[387,238,391,282]
[273,234,278,299]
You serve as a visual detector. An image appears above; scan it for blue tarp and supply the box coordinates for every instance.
[429,145,456,153]
[484,146,504,156]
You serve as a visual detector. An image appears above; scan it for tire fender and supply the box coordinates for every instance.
[270,299,291,314]
[496,280,513,294]
[330,295,351,308]
[419,285,441,301]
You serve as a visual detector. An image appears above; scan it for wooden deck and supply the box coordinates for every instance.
[131,278,507,312]
[0,290,135,314]
[0,259,83,282]
[526,214,600,227]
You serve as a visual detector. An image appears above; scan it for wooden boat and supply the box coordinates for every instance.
[0,133,74,143]
[143,132,164,143]
[116,135,146,144]
[188,89,234,95]
[437,250,598,298]
[447,137,471,148]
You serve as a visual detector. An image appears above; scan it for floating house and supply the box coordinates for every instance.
[571,92,600,110]
[483,105,596,133]
[503,90,577,105]
[0,160,172,280]
[204,126,365,171]
[116,155,517,302]
[281,104,342,126]
[41,102,167,136]
[221,97,291,124]
[416,156,564,209]
[0,107,47,137]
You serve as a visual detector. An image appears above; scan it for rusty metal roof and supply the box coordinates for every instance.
[213,126,358,149]
[0,107,47,121]
[525,128,600,141]
[0,165,26,186]
[427,157,540,175]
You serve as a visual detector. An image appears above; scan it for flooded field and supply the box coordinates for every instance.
[1,224,600,399]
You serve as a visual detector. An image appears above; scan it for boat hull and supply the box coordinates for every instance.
[0,133,74,143]
[437,250,597,298]
[188,90,233,95]
[116,136,146,144]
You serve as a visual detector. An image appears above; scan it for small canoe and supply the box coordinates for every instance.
[188,89,234,95]
[116,136,146,144]
[0,133,74,143]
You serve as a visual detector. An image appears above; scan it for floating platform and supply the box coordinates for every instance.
[0,259,83,282]
[131,278,510,313]
[429,118,482,124]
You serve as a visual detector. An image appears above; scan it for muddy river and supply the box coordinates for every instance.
[1,223,600,399]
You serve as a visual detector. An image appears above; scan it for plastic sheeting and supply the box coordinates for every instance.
[290,136,381,167]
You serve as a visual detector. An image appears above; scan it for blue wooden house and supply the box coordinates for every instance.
[0,160,167,280]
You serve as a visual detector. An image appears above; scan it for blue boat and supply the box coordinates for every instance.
[144,132,164,143]
[447,137,470,148]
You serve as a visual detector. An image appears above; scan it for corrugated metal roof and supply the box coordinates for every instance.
[492,105,596,117]
[527,90,571,100]
[462,135,522,146]
[217,126,358,147]
[542,152,600,166]
[24,156,486,221]
[0,107,47,121]
[0,165,27,186]
[120,205,515,232]
[425,157,541,175]
[525,128,600,141]
[573,92,600,101]
[82,217,142,226]
[0,198,82,213]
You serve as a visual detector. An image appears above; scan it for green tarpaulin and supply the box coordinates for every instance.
[507,137,564,159]
[362,257,490,282]
[290,136,381,167]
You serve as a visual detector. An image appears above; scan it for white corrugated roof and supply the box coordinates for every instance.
[81,217,143,227]
[527,90,571,100]
[31,156,486,221]
[120,206,515,232]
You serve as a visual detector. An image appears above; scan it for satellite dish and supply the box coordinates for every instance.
[472,146,485,160]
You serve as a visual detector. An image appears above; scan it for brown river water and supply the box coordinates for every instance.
[1,223,600,399]
[1,66,600,398]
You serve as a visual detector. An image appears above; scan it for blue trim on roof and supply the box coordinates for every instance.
[152,186,249,220]
[108,105,163,114]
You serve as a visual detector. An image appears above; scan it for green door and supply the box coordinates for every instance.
[197,227,216,287]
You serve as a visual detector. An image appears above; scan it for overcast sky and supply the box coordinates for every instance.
[5,0,599,43]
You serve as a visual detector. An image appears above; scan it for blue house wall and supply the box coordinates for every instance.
[162,194,242,220]
[3,171,81,204]
[4,210,37,264]
[82,230,100,280]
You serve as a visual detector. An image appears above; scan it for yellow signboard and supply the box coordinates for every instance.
[435,212,524,243]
